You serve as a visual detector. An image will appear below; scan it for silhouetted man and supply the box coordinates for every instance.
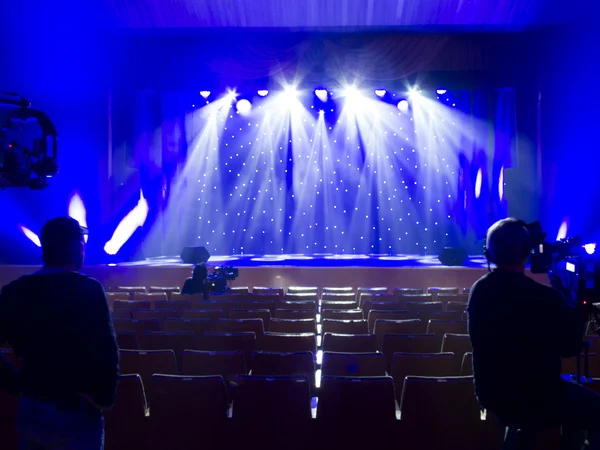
[0,217,119,450]
[468,218,600,448]
[181,264,210,300]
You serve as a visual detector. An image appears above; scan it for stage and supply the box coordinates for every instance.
[0,254,549,292]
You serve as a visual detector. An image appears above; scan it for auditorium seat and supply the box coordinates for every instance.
[405,301,443,312]
[322,287,354,294]
[441,333,473,356]
[134,309,179,327]
[113,318,160,337]
[447,302,469,313]
[180,350,246,400]
[322,319,369,335]
[113,300,152,313]
[322,292,356,302]
[322,333,377,353]
[462,287,471,294]
[417,311,462,323]
[140,331,197,366]
[251,351,316,387]
[119,349,178,404]
[321,309,363,321]
[367,310,413,333]
[288,286,318,294]
[191,300,233,312]
[274,309,316,320]
[286,292,319,301]
[461,352,473,376]
[426,320,469,344]
[362,300,405,317]
[216,318,265,338]
[278,300,317,311]
[246,294,279,304]
[391,352,460,398]
[269,318,316,334]
[111,309,132,320]
[133,292,168,306]
[229,309,272,328]
[358,293,396,308]
[397,293,434,304]
[394,288,425,296]
[358,287,388,297]
[116,331,139,350]
[438,293,469,307]
[106,292,131,307]
[164,318,212,336]
[382,334,439,368]
[232,375,312,426]
[148,286,180,299]
[234,300,275,313]
[318,375,396,425]
[230,286,250,295]
[399,376,482,450]
[104,374,148,450]
[321,352,386,377]
[252,287,284,299]
[154,299,191,311]
[257,332,317,354]
[180,309,225,322]
[374,319,424,347]
[170,293,204,302]
[198,332,256,367]
[115,286,147,297]
[150,375,229,450]
[321,300,358,310]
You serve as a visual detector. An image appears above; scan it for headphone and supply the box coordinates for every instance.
[484,218,532,269]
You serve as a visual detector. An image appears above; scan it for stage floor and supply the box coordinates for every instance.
[118,254,490,268]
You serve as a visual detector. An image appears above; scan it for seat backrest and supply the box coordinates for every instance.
[441,334,472,356]
[134,292,168,304]
[164,318,212,335]
[405,301,443,312]
[229,309,272,327]
[233,301,275,313]
[462,287,471,294]
[322,352,386,377]
[318,376,396,423]
[426,320,468,336]
[197,332,256,367]
[180,309,225,321]
[391,352,460,396]
[134,309,179,324]
[148,286,180,298]
[150,375,228,433]
[273,309,315,320]
[286,292,318,301]
[111,310,132,320]
[104,374,148,450]
[287,286,318,294]
[269,318,316,334]
[367,310,413,333]
[171,293,204,302]
[116,331,139,350]
[251,351,315,386]
[115,286,147,295]
[278,300,317,311]
[113,319,160,337]
[446,301,469,313]
[232,375,312,424]
[322,319,369,335]
[417,311,462,322]
[361,301,405,316]
[154,300,191,311]
[139,332,197,365]
[382,334,438,369]
[322,333,377,353]
[321,309,363,321]
[119,349,178,402]
[113,300,152,312]
[397,293,434,304]
[191,300,233,311]
[322,292,356,302]
[359,294,396,308]
[427,287,460,295]
[257,332,317,354]
[181,350,246,380]
[252,287,284,299]
[358,287,388,295]
[215,318,265,338]
[230,286,250,295]
[461,352,473,376]
[374,319,424,347]
[437,293,469,306]
[400,376,480,428]
[107,292,131,302]
[394,288,424,296]
[322,287,354,294]
[321,300,358,310]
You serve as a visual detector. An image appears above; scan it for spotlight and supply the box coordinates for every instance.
[315,89,328,102]
[225,89,238,102]
[584,243,597,255]
[282,86,298,103]
[318,109,325,116]
[257,90,269,97]
[200,91,211,99]
[436,89,447,95]
[397,100,409,112]
[236,99,252,115]
[407,87,422,99]
[375,89,386,98]
[342,85,359,98]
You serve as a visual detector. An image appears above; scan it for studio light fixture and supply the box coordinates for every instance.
[257,90,269,97]
[375,89,387,98]
[236,99,252,115]
[200,91,211,99]
[397,100,409,112]
[315,89,328,102]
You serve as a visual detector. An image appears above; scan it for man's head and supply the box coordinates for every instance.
[40,217,85,270]
[192,264,208,281]
[485,218,531,271]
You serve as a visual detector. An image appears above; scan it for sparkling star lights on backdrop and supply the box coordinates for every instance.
[131,85,513,256]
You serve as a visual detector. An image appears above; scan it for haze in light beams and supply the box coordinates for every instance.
[556,219,569,241]
[68,192,88,242]
[104,190,149,255]
[20,225,41,247]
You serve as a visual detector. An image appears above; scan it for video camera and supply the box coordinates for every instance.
[208,266,239,294]
[526,221,600,308]
[0,92,58,189]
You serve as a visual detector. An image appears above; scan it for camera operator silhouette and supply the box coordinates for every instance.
[181,264,210,300]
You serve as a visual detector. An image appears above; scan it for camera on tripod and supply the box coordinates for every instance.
[526,222,599,308]
[208,266,239,294]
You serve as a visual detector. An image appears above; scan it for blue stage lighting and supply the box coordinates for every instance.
[315,89,328,102]
[236,99,252,115]
[397,100,409,112]
[436,89,447,95]
[375,89,386,98]
[200,91,211,99]
[257,90,269,97]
